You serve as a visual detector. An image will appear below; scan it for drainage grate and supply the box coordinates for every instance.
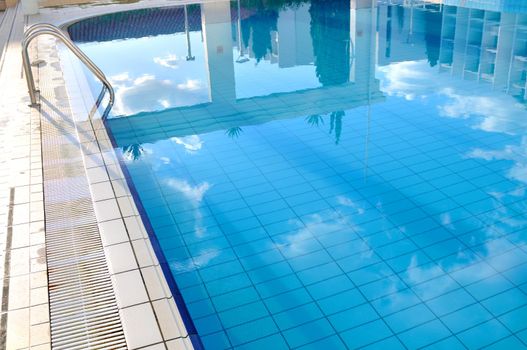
[38,38,127,349]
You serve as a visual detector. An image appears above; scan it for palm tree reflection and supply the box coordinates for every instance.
[329,111,344,144]
[306,115,324,127]
[226,127,244,138]
[122,144,145,161]
[306,111,344,144]
[242,10,278,63]
[310,0,351,86]
[309,0,350,145]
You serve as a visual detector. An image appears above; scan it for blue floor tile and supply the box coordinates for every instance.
[457,319,511,350]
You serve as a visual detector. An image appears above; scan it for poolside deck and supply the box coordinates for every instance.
[0,4,49,349]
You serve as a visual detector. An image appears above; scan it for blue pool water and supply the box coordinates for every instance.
[69,1,527,349]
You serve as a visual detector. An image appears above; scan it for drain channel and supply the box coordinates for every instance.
[38,42,126,348]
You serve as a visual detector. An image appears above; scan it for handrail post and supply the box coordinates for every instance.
[21,23,115,117]
[21,40,39,106]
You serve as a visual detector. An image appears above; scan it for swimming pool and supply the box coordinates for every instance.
[69,1,527,349]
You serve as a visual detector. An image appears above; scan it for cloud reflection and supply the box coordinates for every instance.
[153,54,181,69]
[378,60,436,101]
[166,178,210,203]
[468,139,527,184]
[108,73,209,116]
[166,178,212,238]
[171,135,204,153]
[379,60,527,136]
[439,88,527,135]
[171,248,220,272]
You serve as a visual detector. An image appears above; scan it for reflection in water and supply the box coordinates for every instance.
[71,1,527,349]
[305,114,324,127]
[310,0,350,86]
[424,5,442,67]
[469,139,527,185]
[172,135,204,153]
[240,7,278,63]
[184,5,196,61]
[306,111,345,144]
[329,111,344,144]
[70,5,209,116]
[68,6,203,42]
[225,127,244,139]
[122,143,144,161]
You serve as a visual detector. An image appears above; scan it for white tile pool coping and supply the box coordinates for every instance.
[0,0,220,348]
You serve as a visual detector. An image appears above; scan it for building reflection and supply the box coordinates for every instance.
[110,0,382,146]
[239,5,278,63]
[99,0,527,147]
[310,0,351,85]
[378,1,527,101]
[439,6,527,101]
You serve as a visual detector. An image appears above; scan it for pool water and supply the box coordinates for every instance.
[70,1,527,349]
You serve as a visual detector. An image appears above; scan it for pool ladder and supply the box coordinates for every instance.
[22,23,115,117]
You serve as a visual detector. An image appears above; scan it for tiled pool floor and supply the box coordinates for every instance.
[70,1,527,349]
[109,95,527,349]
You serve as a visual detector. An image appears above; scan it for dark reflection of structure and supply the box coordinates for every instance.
[240,0,307,8]
[424,5,442,67]
[184,5,196,61]
[397,5,405,32]
[385,6,392,58]
[233,0,304,63]
[379,2,527,102]
[241,9,279,62]
[68,6,202,42]
[235,0,250,63]
[224,0,366,145]
[329,111,344,144]
[307,0,351,144]
[438,6,527,102]
[107,0,384,146]
[310,0,351,86]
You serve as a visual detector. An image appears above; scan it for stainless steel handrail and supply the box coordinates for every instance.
[24,23,106,78]
[22,23,114,117]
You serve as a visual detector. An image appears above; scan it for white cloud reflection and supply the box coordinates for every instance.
[336,196,365,214]
[171,248,219,272]
[166,178,210,203]
[108,73,209,116]
[153,54,180,69]
[378,60,527,135]
[166,178,212,238]
[171,135,203,153]
[177,79,203,91]
[378,60,436,101]
[439,88,527,135]
[468,139,527,184]
[276,213,363,258]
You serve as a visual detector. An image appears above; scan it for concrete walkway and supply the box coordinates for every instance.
[0,3,51,350]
